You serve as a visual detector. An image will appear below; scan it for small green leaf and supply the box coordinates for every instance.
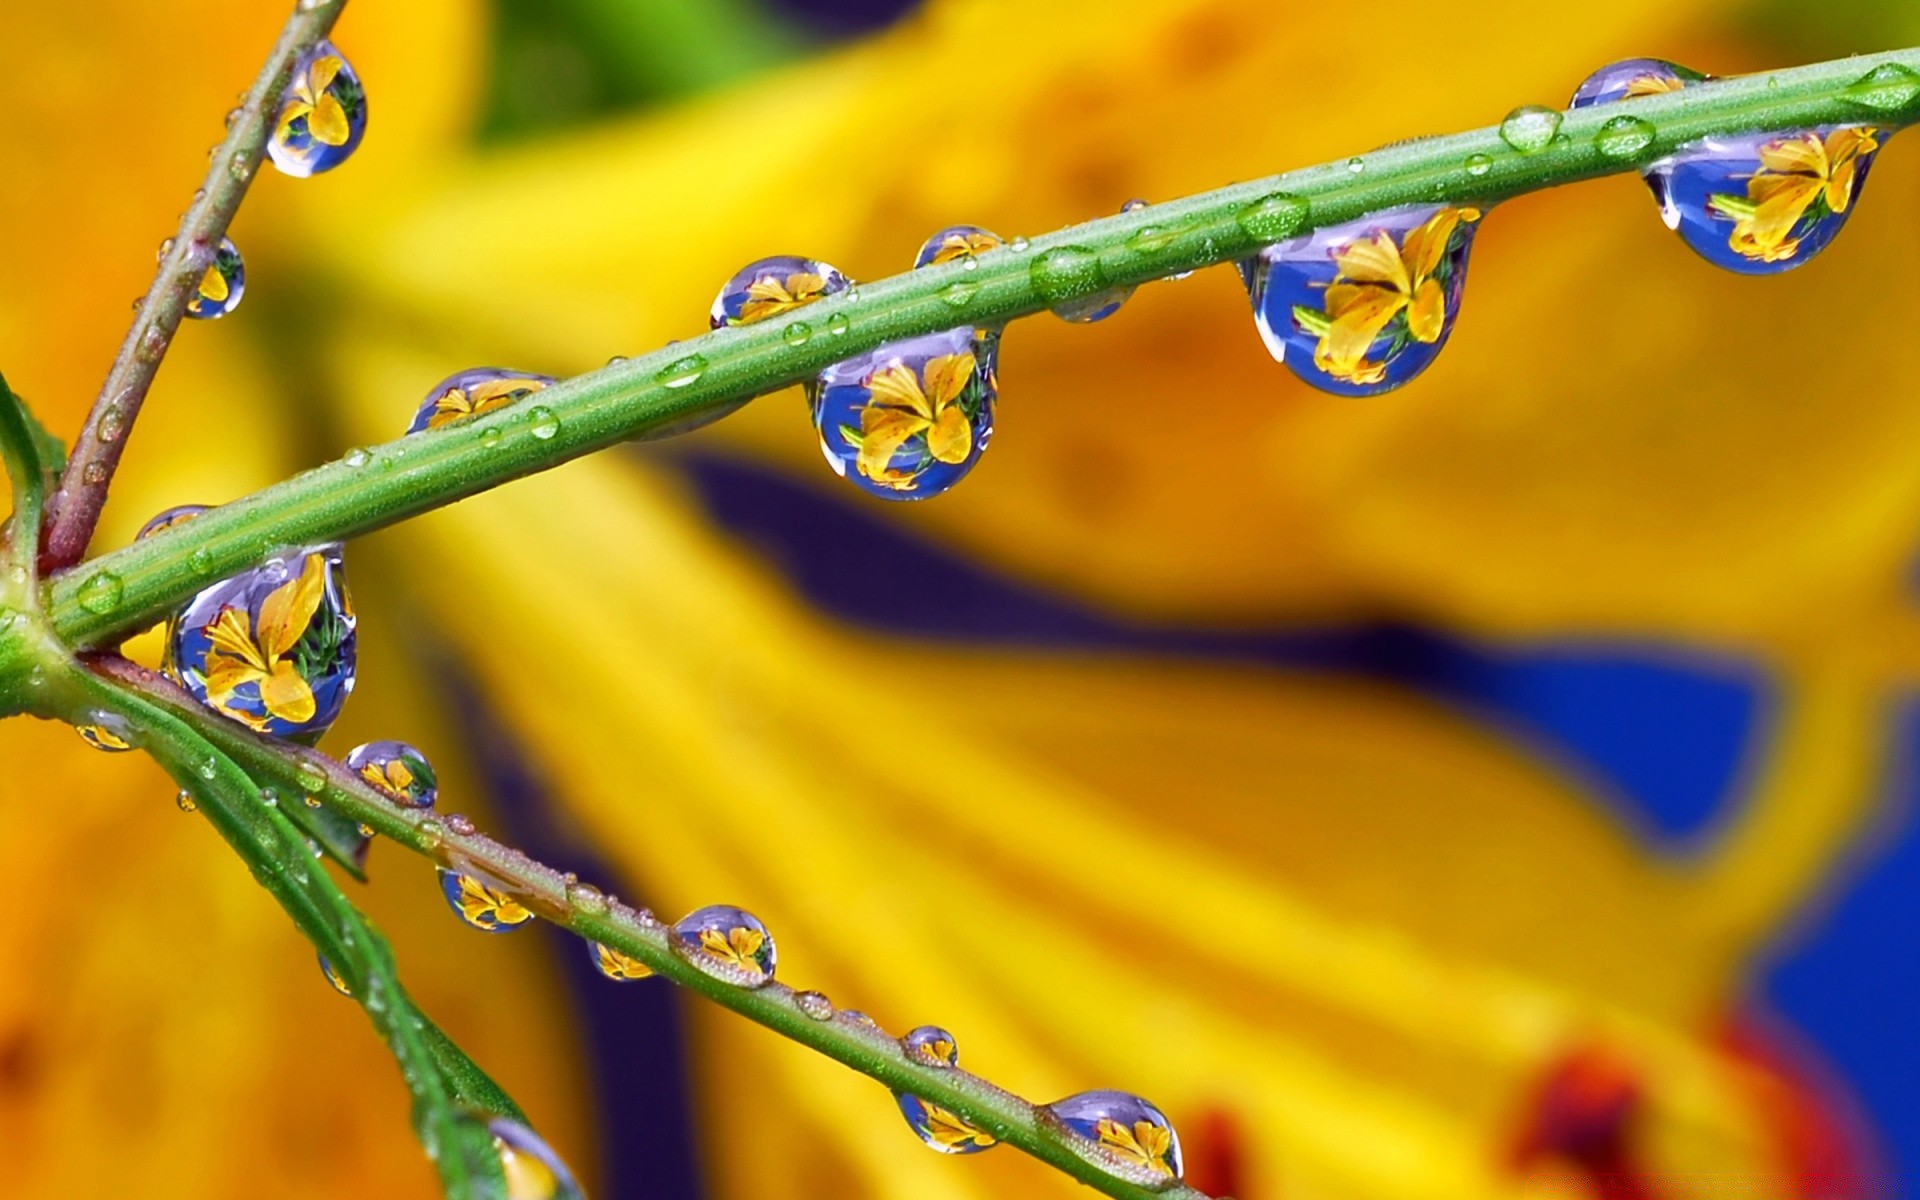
[0,371,55,578]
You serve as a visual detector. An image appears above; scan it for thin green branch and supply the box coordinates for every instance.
[85,655,1211,1200]
[38,0,350,571]
[61,658,515,1200]
[0,373,50,587]
[40,48,1920,652]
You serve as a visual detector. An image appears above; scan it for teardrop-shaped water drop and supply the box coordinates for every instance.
[1046,1090,1184,1187]
[895,1092,999,1155]
[710,256,850,328]
[1569,58,1709,109]
[588,940,653,981]
[184,239,246,320]
[138,505,210,541]
[439,868,536,933]
[808,326,997,501]
[1244,204,1482,395]
[407,368,555,434]
[318,952,352,997]
[1498,105,1563,154]
[902,1024,960,1067]
[489,1117,586,1200]
[1644,125,1887,274]
[670,904,776,987]
[915,225,1004,269]
[266,41,368,177]
[76,722,133,753]
[344,740,438,808]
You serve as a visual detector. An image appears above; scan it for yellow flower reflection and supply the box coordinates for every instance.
[1310,207,1480,385]
[855,352,977,489]
[201,553,326,729]
[1095,1116,1176,1177]
[197,262,230,308]
[592,942,653,980]
[357,757,416,799]
[697,925,768,975]
[1624,73,1685,99]
[496,1136,561,1200]
[453,874,535,929]
[916,1098,998,1151]
[277,54,350,147]
[426,378,542,431]
[1710,127,1879,263]
[926,230,1001,265]
[738,272,829,324]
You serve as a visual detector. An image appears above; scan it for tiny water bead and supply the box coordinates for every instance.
[490,1117,585,1200]
[897,1093,999,1155]
[902,1025,960,1067]
[670,904,776,987]
[167,544,356,741]
[1047,1090,1184,1186]
[139,504,209,540]
[1498,105,1563,154]
[710,256,850,328]
[914,225,1004,269]
[318,953,352,997]
[1569,58,1708,109]
[1646,125,1885,274]
[808,326,997,500]
[267,40,368,178]
[184,239,245,320]
[1246,204,1482,396]
[1594,115,1657,160]
[589,941,653,981]
[344,741,437,808]
[76,572,125,615]
[794,990,835,1020]
[654,354,709,389]
[407,368,555,434]
[440,869,536,933]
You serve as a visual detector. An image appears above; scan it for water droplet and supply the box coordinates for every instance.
[1032,245,1130,323]
[842,1009,879,1029]
[444,813,475,836]
[710,256,849,328]
[197,757,218,781]
[896,1093,998,1155]
[670,904,776,987]
[1234,192,1310,243]
[439,869,536,933]
[1569,58,1708,109]
[1345,156,1365,173]
[527,406,560,439]
[808,326,997,501]
[182,238,245,320]
[479,425,503,449]
[303,794,322,808]
[825,313,850,337]
[344,741,437,808]
[1244,204,1482,396]
[654,355,709,389]
[343,447,371,468]
[489,1117,585,1200]
[1046,1090,1184,1186]
[137,505,209,542]
[1594,114,1656,159]
[157,237,175,261]
[266,41,368,178]
[794,990,835,1020]
[783,321,812,347]
[1644,125,1885,274]
[407,368,554,435]
[565,879,608,914]
[1464,152,1493,177]
[168,545,357,741]
[1007,236,1030,253]
[902,1024,960,1067]
[76,572,125,615]
[1499,105,1563,154]
[938,281,980,308]
[229,156,253,183]
[188,548,215,575]
[76,720,133,752]
[589,941,653,981]
[318,953,352,997]
[175,790,198,813]
[1844,63,1920,113]
[915,225,1003,268]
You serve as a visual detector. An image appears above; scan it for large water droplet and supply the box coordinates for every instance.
[168,545,357,741]
[1245,204,1482,396]
[1235,192,1310,244]
[266,41,368,177]
[1844,63,1920,113]
[345,740,437,808]
[1594,115,1656,159]
[489,1117,585,1200]
[1046,1090,1184,1186]
[1569,58,1708,109]
[183,239,246,320]
[1499,105,1563,154]
[527,406,560,440]
[407,368,554,435]
[670,904,776,987]
[1644,125,1886,274]
[896,1093,999,1155]
[808,326,997,501]
[439,868,536,933]
[589,941,653,981]
[1032,243,1131,323]
[76,572,125,615]
[710,256,850,328]
[915,225,1003,269]
[318,953,352,997]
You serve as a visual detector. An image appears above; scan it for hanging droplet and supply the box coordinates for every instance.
[914,225,1004,269]
[1036,220,1132,322]
[184,238,246,320]
[808,326,997,501]
[266,40,368,178]
[344,740,438,808]
[76,722,133,753]
[794,990,835,1020]
[1046,1090,1184,1187]
[1569,58,1709,109]
[902,1024,960,1068]
[407,368,555,435]
[168,545,357,741]
[175,790,198,813]
[139,504,210,542]
[710,256,850,328]
[670,904,776,987]
[1245,204,1482,396]
[439,869,536,933]
[489,1117,586,1200]
[1644,125,1886,274]
[1498,105,1563,154]
[589,940,653,981]
[895,1092,998,1155]
[318,953,353,997]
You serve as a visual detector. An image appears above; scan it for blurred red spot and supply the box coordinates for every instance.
[1185,1105,1248,1198]
[1510,1043,1652,1200]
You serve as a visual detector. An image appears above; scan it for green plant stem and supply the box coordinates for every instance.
[84,655,1211,1200]
[0,373,47,587]
[61,658,515,1199]
[40,48,1920,653]
[38,0,350,572]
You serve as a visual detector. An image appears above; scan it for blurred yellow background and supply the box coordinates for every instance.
[1,1,1917,1197]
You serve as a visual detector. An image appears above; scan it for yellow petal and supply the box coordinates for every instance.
[260,661,318,725]
[864,364,934,420]
[1330,229,1411,292]
[920,352,977,409]
[308,93,351,147]
[257,554,328,663]
[200,653,264,701]
[1400,208,1469,285]
[306,55,344,100]
[857,405,926,480]
[1738,173,1822,257]
[197,264,229,305]
[1756,131,1827,177]
[1318,284,1407,375]
[926,404,972,465]
[1407,278,1447,344]
[203,606,268,672]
